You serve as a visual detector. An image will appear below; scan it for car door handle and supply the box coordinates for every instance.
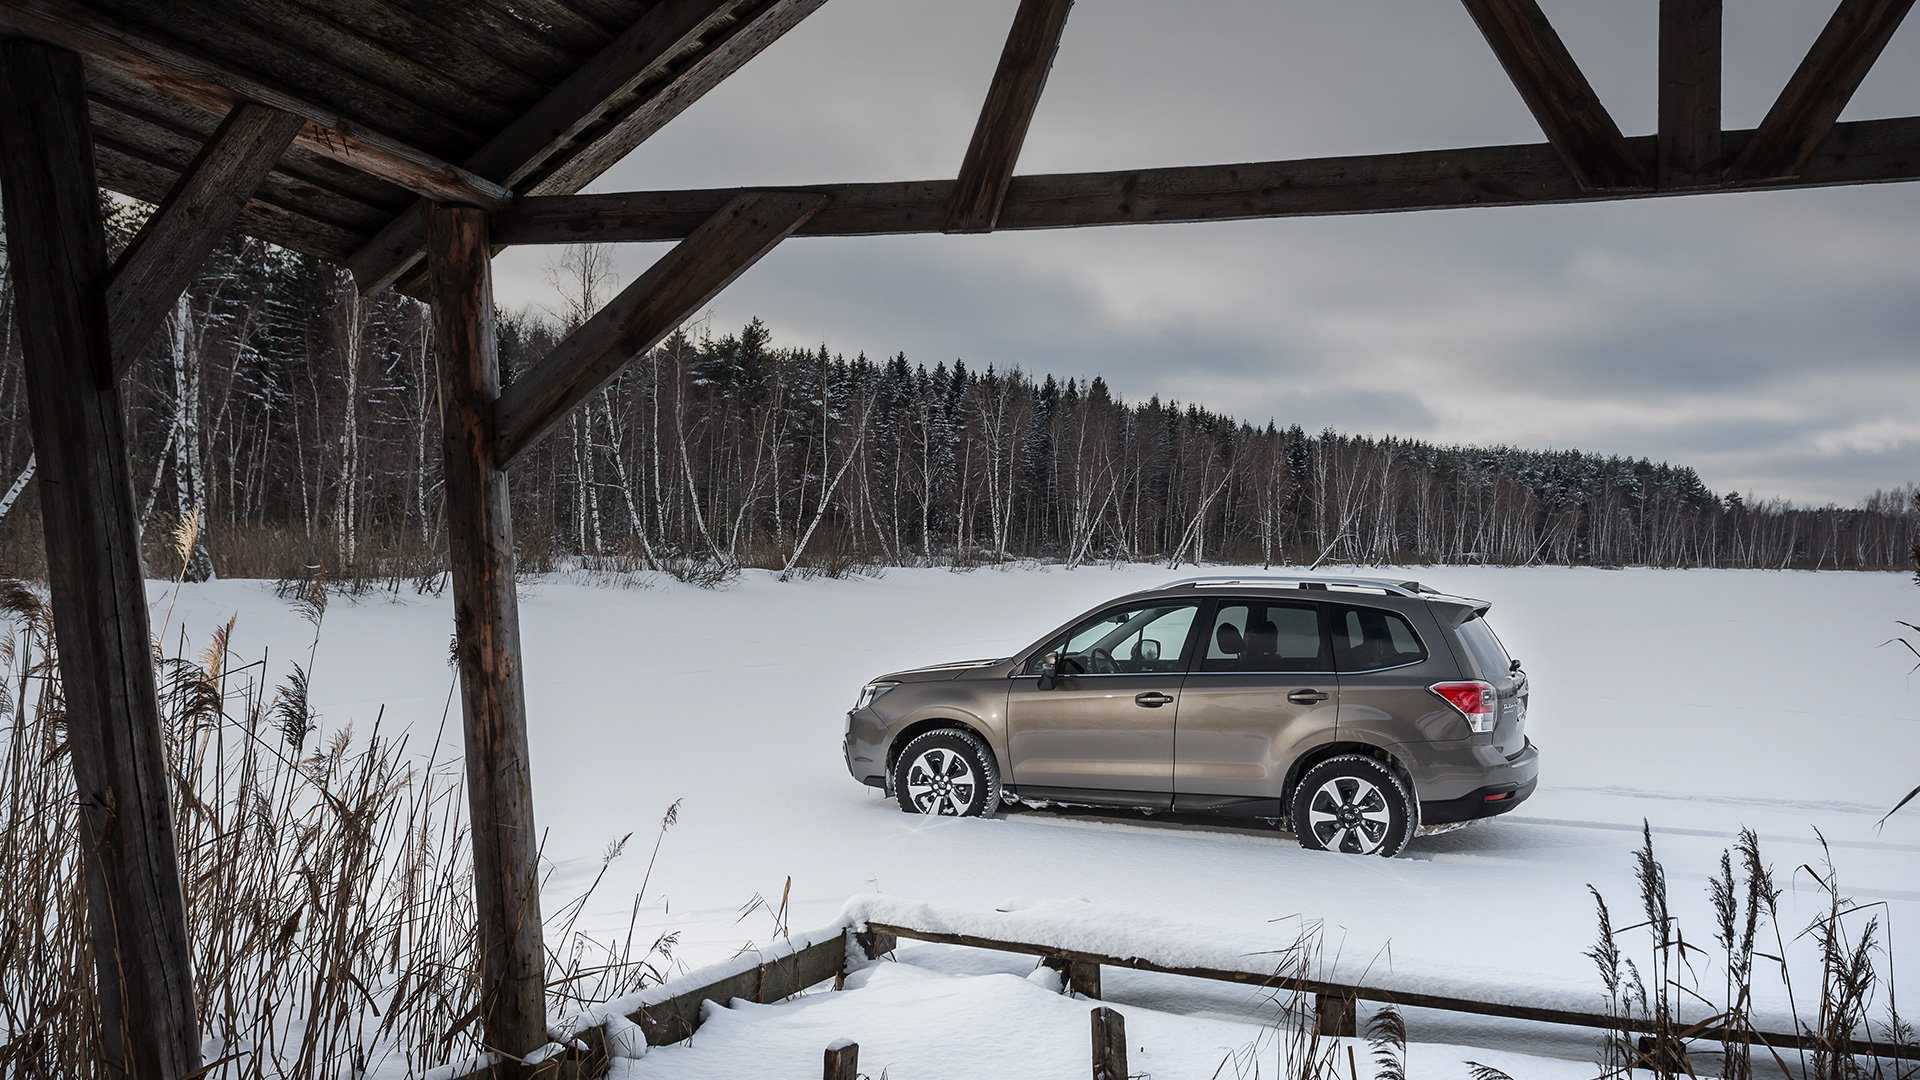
[1135,691,1174,708]
[1287,689,1330,704]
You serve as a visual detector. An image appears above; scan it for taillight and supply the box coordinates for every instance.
[1430,681,1497,733]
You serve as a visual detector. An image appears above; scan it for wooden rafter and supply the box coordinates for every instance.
[107,101,304,376]
[1458,0,1646,189]
[491,116,1920,245]
[0,0,510,209]
[493,190,826,465]
[1726,0,1915,182]
[944,0,1076,234]
[1658,0,1722,188]
[348,0,829,294]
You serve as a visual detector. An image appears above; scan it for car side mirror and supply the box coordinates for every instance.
[1509,659,1522,673]
[1138,639,1161,662]
[1037,651,1059,691]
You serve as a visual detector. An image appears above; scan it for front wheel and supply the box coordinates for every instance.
[1290,755,1416,857]
[892,728,1001,818]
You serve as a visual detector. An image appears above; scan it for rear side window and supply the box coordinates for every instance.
[1201,601,1330,673]
[1331,605,1427,672]
[1454,616,1512,680]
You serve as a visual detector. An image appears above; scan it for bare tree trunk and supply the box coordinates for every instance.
[169,294,214,580]
[0,452,33,523]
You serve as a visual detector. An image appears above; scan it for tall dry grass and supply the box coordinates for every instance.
[0,573,677,1077]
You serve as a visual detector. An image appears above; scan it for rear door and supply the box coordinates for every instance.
[1005,599,1204,807]
[1172,598,1337,815]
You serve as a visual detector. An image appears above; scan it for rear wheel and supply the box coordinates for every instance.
[893,728,1001,818]
[1290,755,1416,857]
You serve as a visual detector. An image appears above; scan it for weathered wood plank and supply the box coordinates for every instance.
[349,0,829,294]
[87,97,397,233]
[0,38,201,1079]
[1658,0,1722,188]
[944,0,1075,233]
[91,142,366,260]
[279,0,551,107]
[427,205,549,1060]
[0,0,513,209]
[493,115,1920,245]
[97,0,489,153]
[1458,0,1646,189]
[631,934,846,1045]
[107,102,303,376]
[493,190,825,464]
[1726,0,1915,181]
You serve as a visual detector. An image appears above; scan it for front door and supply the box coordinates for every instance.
[1173,598,1339,816]
[1006,599,1203,807]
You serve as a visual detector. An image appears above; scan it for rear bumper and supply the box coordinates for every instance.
[1420,772,1537,825]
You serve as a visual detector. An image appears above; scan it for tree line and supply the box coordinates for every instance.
[0,208,1914,584]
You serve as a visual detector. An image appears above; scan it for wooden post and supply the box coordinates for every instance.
[0,38,202,1079]
[1314,990,1357,1038]
[1046,955,1102,998]
[426,204,549,1061]
[1657,0,1722,188]
[824,1039,859,1080]
[856,927,898,960]
[1091,1006,1127,1080]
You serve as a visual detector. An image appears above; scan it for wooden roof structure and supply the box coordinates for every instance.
[0,0,1915,1075]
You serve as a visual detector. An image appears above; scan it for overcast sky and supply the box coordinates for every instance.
[490,0,1920,505]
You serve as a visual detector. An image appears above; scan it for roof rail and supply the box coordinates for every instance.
[1153,574,1434,598]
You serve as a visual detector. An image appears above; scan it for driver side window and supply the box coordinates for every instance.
[1023,601,1201,675]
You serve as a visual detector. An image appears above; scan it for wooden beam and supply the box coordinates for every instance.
[0,38,201,1079]
[1458,0,1646,189]
[106,101,303,376]
[347,0,829,294]
[493,190,826,464]
[1658,0,1722,188]
[1725,0,1915,182]
[944,0,1075,233]
[490,115,1920,245]
[425,205,548,1061]
[0,0,512,209]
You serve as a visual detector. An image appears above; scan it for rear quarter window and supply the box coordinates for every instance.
[1330,605,1427,672]
[1454,616,1512,680]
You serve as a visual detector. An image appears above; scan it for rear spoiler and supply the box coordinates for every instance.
[1426,596,1492,628]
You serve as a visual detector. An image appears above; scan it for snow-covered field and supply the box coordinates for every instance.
[152,565,1920,1075]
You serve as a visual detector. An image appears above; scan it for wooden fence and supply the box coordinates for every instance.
[499,917,1920,1077]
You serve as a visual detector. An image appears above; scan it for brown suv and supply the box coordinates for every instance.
[843,576,1538,856]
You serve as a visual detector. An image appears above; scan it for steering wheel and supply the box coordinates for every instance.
[1088,647,1117,674]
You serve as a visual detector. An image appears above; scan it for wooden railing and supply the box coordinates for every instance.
[486,917,1920,1076]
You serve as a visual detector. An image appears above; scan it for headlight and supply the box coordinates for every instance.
[854,681,900,711]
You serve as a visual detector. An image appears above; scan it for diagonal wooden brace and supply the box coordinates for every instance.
[1725,0,1915,182]
[107,101,304,377]
[944,0,1076,234]
[1458,0,1647,190]
[492,189,826,465]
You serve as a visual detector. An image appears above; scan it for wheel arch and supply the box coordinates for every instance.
[1283,740,1416,807]
[886,717,1004,777]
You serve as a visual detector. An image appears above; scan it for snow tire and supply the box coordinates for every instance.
[892,727,1001,818]
[1290,754,1416,858]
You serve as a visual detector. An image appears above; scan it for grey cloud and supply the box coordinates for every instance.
[499,0,1920,504]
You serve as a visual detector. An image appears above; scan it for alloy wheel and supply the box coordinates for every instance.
[904,746,978,815]
[1306,775,1394,854]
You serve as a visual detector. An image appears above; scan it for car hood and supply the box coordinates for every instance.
[879,658,1006,682]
